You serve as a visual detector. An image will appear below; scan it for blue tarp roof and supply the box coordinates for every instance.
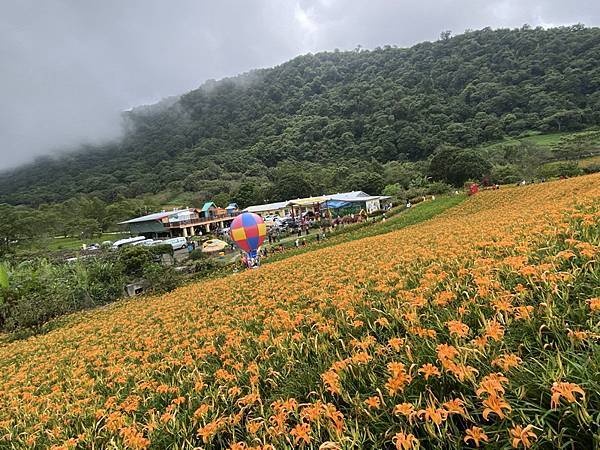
[225,203,238,210]
[324,200,352,209]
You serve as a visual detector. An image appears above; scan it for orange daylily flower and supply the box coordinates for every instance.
[388,337,405,351]
[364,396,381,410]
[393,431,419,450]
[464,426,489,447]
[484,320,505,341]
[550,381,585,408]
[587,297,600,312]
[393,403,416,420]
[509,424,537,448]
[417,404,448,426]
[482,395,512,420]
[290,422,311,445]
[443,398,466,415]
[447,320,470,338]
[385,362,413,395]
[322,370,341,395]
[492,354,522,372]
[476,373,509,398]
[418,363,441,380]
[436,343,459,362]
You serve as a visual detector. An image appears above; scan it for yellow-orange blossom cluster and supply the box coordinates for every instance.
[0,174,598,449]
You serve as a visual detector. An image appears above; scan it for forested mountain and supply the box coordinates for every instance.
[2,25,600,207]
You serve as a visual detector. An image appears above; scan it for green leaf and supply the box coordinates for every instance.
[0,263,8,289]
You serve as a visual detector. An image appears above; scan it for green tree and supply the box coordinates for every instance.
[272,172,313,201]
[382,183,402,197]
[552,131,600,160]
[429,146,458,182]
[344,171,385,194]
[447,150,492,185]
[383,161,424,188]
[539,161,583,178]
[430,147,492,185]
[233,183,261,209]
[543,110,584,132]
[490,164,523,184]
[212,192,231,208]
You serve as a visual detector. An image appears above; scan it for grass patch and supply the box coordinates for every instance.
[578,154,600,168]
[479,129,600,151]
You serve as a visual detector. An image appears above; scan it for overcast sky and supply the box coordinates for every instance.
[1,0,599,170]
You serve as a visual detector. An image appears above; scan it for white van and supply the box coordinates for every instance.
[131,239,155,247]
[111,236,146,250]
[164,237,188,250]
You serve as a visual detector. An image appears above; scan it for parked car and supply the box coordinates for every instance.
[270,222,287,232]
[111,236,146,250]
[263,215,283,227]
[281,217,300,229]
[131,239,155,247]
[164,237,188,250]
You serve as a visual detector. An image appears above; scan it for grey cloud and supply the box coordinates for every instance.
[1,0,599,170]
[295,0,600,49]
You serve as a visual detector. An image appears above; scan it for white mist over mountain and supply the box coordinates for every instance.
[1,0,599,169]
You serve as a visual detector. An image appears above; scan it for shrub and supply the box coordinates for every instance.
[582,163,600,174]
[0,257,126,331]
[538,161,583,178]
[382,183,402,197]
[118,246,153,277]
[189,248,207,261]
[0,242,191,333]
[490,164,523,184]
[148,244,173,257]
[402,186,428,201]
[142,263,179,294]
[425,181,453,195]
[190,258,220,276]
[85,258,126,305]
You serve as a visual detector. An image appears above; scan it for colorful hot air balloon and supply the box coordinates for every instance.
[229,212,266,258]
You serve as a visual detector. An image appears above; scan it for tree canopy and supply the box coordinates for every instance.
[1,25,600,208]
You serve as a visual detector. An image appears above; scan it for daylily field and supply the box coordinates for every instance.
[1,174,599,449]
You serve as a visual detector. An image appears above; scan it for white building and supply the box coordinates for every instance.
[244,201,291,217]
[244,191,391,218]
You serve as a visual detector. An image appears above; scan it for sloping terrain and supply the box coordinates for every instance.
[1,26,600,206]
[0,174,599,449]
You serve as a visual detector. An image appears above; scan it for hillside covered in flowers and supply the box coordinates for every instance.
[0,174,599,449]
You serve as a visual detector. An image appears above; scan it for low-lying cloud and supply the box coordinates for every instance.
[1,0,599,170]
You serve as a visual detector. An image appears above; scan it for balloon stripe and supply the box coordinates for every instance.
[231,227,247,241]
[241,213,256,227]
[239,240,252,253]
[246,236,259,251]
[257,223,266,236]
[244,224,259,238]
